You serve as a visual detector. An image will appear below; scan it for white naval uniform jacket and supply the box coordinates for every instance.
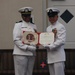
[13,21,37,56]
[46,21,66,64]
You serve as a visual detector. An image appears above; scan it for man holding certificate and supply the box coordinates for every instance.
[13,7,37,75]
[43,7,66,75]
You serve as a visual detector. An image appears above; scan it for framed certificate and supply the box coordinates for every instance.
[22,31,38,45]
[22,31,54,45]
[39,32,54,45]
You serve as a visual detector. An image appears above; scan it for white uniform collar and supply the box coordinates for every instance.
[51,21,58,26]
[21,20,30,27]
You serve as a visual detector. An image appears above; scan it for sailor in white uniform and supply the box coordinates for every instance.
[13,7,37,75]
[43,7,66,75]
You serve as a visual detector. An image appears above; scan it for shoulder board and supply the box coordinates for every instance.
[16,20,22,23]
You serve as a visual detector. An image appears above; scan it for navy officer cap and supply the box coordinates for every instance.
[46,7,60,17]
[18,7,33,16]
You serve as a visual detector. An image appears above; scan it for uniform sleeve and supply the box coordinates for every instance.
[49,26,66,50]
[13,23,28,51]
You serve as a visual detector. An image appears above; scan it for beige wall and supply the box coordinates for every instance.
[0,0,43,49]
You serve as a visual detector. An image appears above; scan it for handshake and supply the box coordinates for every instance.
[27,44,50,51]
[42,44,50,50]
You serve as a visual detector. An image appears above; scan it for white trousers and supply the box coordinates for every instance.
[13,55,35,75]
[48,62,65,75]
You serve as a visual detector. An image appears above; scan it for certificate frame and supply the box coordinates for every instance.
[22,31,54,45]
[22,31,38,45]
